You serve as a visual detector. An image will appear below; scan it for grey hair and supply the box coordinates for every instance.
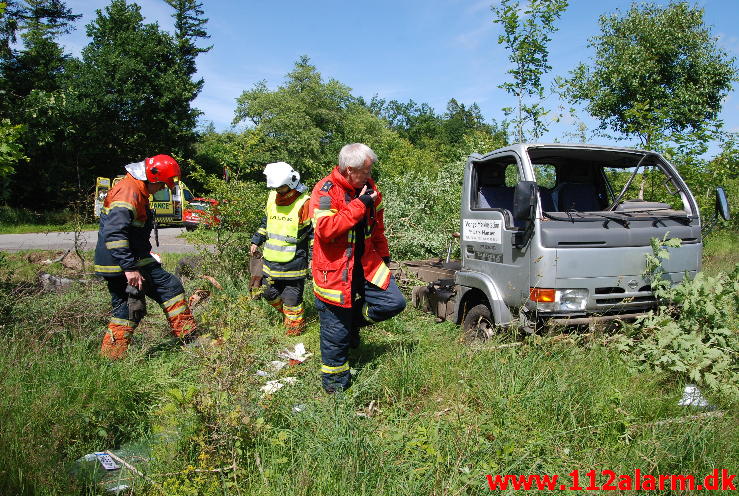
[338,143,377,171]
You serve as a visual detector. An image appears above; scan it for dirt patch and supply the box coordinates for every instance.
[60,251,85,271]
[25,250,65,264]
[21,250,90,280]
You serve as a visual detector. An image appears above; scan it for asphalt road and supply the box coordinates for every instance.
[0,227,199,253]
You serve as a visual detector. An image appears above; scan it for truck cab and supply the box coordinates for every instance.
[409,144,727,336]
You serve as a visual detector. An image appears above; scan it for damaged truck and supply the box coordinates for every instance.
[404,143,730,337]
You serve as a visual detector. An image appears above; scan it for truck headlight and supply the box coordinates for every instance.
[529,288,588,312]
[557,289,588,311]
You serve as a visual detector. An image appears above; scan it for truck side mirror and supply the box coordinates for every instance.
[715,187,730,220]
[513,181,538,222]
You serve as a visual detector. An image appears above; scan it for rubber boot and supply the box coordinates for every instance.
[101,322,134,359]
[283,303,306,336]
[267,296,283,313]
[162,293,198,340]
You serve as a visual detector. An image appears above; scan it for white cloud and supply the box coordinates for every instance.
[453,19,495,50]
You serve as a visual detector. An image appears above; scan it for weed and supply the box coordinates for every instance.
[0,249,736,494]
[617,236,739,402]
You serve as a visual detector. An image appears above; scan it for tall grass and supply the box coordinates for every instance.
[703,228,739,276]
[0,248,736,494]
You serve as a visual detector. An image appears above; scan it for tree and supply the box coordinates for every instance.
[364,96,504,161]
[366,97,443,146]
[0,0,24,60]
[492,0,568,142]
[165,0,211,149]
[0,0,78,108]
[165,0,210,78]
[69,0,192,181]
[233,56,359,181]
[441,99,488,147]
[566,2,737,147]
[0,0,80,207]
[0,119,26,179]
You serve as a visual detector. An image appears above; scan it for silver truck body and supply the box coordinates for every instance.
[452,143,702,327]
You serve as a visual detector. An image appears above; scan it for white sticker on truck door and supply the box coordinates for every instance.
[463,219,502,244]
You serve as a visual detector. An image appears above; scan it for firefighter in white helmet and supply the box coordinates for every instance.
[250,162,313,335]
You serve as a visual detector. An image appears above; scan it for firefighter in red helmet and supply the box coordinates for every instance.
[94,154,200,359]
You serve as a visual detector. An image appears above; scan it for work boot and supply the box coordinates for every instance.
[283,303,305,336]
[266,296,283,313]
[100,321,134,359]
[182,330,216,349]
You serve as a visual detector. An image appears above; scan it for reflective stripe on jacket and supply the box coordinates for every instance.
[263,190,310,263]
[94,173,155,277]
[310,166,390,308]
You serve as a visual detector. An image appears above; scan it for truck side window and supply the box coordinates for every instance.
[183,189,194,202]
[473,159,523,227]
[533,164,557,212]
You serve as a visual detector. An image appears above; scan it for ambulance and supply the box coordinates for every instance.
[94,176,194,225]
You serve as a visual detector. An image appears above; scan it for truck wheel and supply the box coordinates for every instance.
[185,225,196,232]
[462,304,495,342]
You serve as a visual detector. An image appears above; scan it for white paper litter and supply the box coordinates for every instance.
[677,383,711,408]
[260,377,297,395]
[107,485,130,494]
[270,360,288,371]
[278,342,312,362]
[94,452,120,471]
[256,361,288,377]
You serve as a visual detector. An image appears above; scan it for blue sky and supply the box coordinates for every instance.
[61,0,738,150]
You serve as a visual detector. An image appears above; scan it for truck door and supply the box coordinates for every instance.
[462,153,531,308]
[94,177,111,217]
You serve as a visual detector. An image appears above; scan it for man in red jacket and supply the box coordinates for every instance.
[310,143,406,392]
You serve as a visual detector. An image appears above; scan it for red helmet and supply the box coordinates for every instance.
[145,154,181,189]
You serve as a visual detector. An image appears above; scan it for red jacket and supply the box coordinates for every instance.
[310,166,390,307]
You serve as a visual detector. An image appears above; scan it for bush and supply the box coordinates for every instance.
[382,161,464,260]
[186,171,267,282]
[617,238,739,402]
[0,205,71,225]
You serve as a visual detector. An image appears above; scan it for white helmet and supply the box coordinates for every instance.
[263,162,300,189]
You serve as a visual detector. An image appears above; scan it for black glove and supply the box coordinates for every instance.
[126,284,146,322]
[358,191,374,207]
[382,256,391,265]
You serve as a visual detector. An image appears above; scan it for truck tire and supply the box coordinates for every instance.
[462,303,495,342]
[185,225,196,232]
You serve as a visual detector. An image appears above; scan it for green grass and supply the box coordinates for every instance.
[0,205,97,234]
[702,228,739,276]
[0,247,736,495]
[0,223,99,234]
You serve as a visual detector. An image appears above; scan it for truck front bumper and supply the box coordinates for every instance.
[546,311,648,326]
